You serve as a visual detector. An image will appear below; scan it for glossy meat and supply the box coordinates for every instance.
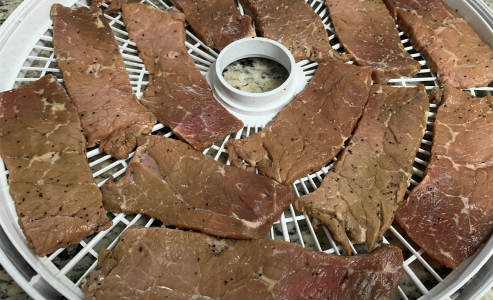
[83,227,404,300]
[327,0,420,83]
[0,75,111,256]
[383,0,493,88]
[173,0,255,50]
[228,59,371,185]
[239,0,346,62]
[296,85,429,254]
[396,87,492,268]
[101,136,293,239]
[122,3,243,150]
[51,5,156,159]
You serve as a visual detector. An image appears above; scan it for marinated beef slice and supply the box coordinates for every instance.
[91,0,136,13]
[0,75,111,256]
[383,0,493,88]
[51,5,156,160]
[396,87,492,269]
[122,3,243,151]
[296,85,429,254]
[173,0,255,50]
[238,0,346,62]
[327,0,420,83]
[228,60,371,185]
[101,136,293,239]
[84,227,403,300]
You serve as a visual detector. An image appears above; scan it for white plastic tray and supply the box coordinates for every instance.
[0,1,492,300]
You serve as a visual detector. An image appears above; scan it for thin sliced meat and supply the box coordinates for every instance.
[327,0,420,83]
[0,75,111,256]
[101,136,293,239]
[383,0,493,88]
[83,227,404,300]
[91,0,138,13]
[396,87,492,268]
[122,3,243,150]
[228,60,371,185]
[51,5,156,159]
[296,85,429,254]
[238,0,347,62]
[173,0,255,50]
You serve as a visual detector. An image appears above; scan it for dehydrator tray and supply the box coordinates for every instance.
[0,0,492,299]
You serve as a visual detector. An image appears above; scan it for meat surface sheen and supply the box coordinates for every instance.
[228,60,371,185]
[122,3,243,150]
[83,227,404,300]
[396,87,493,268]
[296,85,429,254]
[327,0,420,83]
[51,5,156,159]
[173,0,255,50]
[0,75,111,256]
[101,136,293,239]
[238,0,347,62]
[383,0,493,88]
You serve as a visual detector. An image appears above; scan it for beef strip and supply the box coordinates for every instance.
[396,87,492,268]
[83,227,404,300]
[101,136,293,239]
[327,0,420,83]
[173,0,255,50]
[295,85,429,254]
[238,0,347,62]
[121,3,243,151]
[383,0,493,88]
[51,5,156,160]
[228,59,371,185]
[91,0,138,13]
[0,75,111,256]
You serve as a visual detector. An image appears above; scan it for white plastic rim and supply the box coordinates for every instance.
[209,37,307,126]
[0,1,491,300]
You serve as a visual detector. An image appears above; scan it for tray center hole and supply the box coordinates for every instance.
[222,57,289,93]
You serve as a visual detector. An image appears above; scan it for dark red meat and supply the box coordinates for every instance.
[239,0,347,62]
[383,0,493,88]
[228,59,371,185]
[0,75,111,256]
[122,3,243,151]
[327,0,420,83]
[296,85,429,254]
[173,0,256,50]
[101,136,293,239]
[51,5,156,159]
[83,227,404,300]
[396,87,493,268]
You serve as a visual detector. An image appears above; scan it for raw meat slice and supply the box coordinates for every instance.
[91,0,137,13]
[396,87,493,268]
[0,75,111,256]
[238,0,347,62]
[122,3,243,150]
[295,85,429,254]
[227,59,371,185]
[383,0,493,88]
[101,136,293,239]
[51,5,156,159]
[173,0,256,50]
[327,0,420,83]
[83,227,404,300]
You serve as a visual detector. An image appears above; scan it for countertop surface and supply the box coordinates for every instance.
[0,1,492,300]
